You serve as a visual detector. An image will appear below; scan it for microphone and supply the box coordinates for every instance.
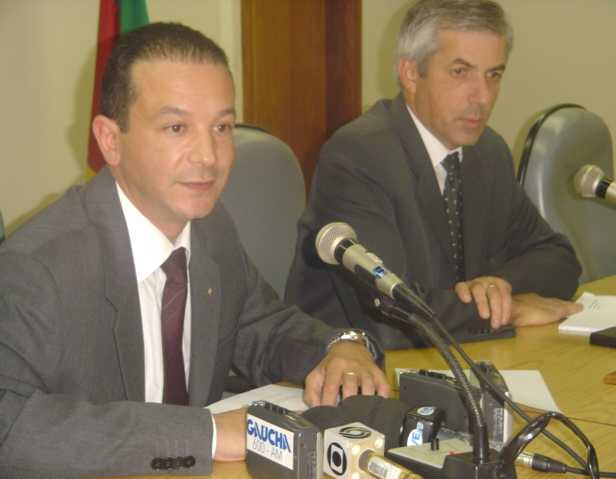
[359,449,421,479]
[573,164,616,204]
[315,222,434,319]
[315,225,515,476]
[323,422,419,479]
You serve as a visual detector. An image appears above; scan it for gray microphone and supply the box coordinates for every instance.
[315,222,434,319]
[315,222,404,299]
[574,164,616,204]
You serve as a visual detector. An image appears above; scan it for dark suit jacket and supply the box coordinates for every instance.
[0,168,335,478]
[286,94,581,349]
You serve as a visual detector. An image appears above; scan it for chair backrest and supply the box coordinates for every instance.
[518,104,616,283]
[221,125,306,297]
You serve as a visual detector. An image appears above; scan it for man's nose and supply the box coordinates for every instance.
[471,75,491,106]
[190,129,216,166]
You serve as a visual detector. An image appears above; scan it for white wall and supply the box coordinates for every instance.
[4,1,615,234]
[362,0,616,166]
[0,0,242,232]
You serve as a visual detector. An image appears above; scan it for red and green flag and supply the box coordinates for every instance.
[87,0,149,172]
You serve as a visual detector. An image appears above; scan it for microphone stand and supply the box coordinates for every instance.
[384,284,591,473]
[376,298,515,479]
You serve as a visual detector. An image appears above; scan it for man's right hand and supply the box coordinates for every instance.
[454,276,513,328]
[213,408,247,462]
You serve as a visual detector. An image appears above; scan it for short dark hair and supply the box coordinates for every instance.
[100,22,230,131]
[398,0,513,76]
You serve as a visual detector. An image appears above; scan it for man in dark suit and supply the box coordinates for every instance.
[286,0,582,350]
[0,23,388,478]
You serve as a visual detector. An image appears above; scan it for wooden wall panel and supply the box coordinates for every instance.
[242,0,361,191]
[325,1,362,141]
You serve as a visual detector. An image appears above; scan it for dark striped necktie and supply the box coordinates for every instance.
[442,152,465,281]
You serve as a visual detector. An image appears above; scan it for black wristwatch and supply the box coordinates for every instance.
[326,329,383,364]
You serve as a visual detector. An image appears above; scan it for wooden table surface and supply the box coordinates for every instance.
[386,322,616,425]
[110,276,616,478]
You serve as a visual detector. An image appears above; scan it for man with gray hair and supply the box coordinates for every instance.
[286,0,582,349]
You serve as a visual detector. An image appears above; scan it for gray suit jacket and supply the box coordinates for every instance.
[286,94,581,349]
[0,168,334,478]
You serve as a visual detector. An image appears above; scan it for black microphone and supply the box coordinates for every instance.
[573,164,616,204]
[315,222,434,319]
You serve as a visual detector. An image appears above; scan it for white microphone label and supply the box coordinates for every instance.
[246,414,294,470]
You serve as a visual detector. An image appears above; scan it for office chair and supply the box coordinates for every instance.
[517,104,616,282]
[221,124,306,298]
[221,125,306,394]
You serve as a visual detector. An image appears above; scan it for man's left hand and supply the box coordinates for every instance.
[511,293,583,326]
[303,341,390,407]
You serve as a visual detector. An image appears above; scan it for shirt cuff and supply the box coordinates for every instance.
[211,414,217,457]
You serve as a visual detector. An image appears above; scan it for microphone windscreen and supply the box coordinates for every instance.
[315,222,356,264]
[339,396,411,450]
[302,405,355,431]
[574,164,604,197]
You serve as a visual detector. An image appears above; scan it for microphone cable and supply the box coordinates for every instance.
[377,297,611,478]
[376,298,490,464]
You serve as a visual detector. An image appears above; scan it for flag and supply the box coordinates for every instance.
[87,0,149,172]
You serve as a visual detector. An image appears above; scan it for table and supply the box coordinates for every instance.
[112,276,616,478]
[386,323,616,425]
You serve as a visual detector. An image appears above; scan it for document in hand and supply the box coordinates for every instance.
[558,292,616,336]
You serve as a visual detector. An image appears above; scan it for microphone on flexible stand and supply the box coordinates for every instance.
[315,221,597,478]
[573,164,616,204]
[315,222,435,320]
[314,222,513,479]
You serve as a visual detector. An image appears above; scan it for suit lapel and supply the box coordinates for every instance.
[187,226,221,406]
[389,94,457,269]
[461,146,490,279]
[85,169,145,402]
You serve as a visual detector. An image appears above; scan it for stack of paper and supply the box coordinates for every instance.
[558,292,616,336]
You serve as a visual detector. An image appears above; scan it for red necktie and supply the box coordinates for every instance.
[161,247,189,405]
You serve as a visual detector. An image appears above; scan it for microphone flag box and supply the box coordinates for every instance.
[323,422,384,479]
[468,361,512,449]
[399,365,511,448]
[246,400,322,479]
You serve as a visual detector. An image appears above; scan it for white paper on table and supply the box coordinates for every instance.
[395,368,561,412]
[206,384,308,414]
[558,292,616,336]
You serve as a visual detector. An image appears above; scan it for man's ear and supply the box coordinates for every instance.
[397,58,420,95]
[91,115,121,166]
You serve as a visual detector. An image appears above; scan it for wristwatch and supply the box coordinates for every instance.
[326,329,383,364]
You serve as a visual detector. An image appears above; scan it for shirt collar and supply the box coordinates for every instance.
[406,104,463,166]
[116,183,191,283]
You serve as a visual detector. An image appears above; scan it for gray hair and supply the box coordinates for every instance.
[397,0,513,76]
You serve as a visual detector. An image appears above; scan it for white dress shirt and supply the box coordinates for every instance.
[407,105,463,193]
[116,184,192,403]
